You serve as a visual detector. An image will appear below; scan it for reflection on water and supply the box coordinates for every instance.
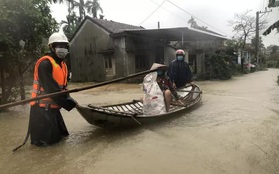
[1,69,279,174]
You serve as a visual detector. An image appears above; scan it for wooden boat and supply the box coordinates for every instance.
[76,84,202,128]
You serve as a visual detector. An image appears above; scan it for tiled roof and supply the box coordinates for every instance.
[70,16,226,42]
[87,16,144,33]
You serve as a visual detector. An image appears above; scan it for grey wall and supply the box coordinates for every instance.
[70,20,113,82]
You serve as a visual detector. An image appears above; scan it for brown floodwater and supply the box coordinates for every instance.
[1,69,279,174]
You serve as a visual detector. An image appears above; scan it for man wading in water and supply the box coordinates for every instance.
[13,32,77,151]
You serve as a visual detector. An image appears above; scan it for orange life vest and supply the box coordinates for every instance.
[30,56,68,109]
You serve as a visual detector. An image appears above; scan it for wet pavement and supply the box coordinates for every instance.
[1,69,279,174]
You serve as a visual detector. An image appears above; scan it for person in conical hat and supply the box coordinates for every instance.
[150,63,168,70]
[149,63,181,112]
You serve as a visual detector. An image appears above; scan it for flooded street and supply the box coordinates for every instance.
[1,69,279,174]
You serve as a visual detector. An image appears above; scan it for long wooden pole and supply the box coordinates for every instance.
[0,69,156,109]
[177,90,202,93]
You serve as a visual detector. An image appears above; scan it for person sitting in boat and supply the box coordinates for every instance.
[144,63,182,114]
[153,64,182,112]
[167,49,195,89]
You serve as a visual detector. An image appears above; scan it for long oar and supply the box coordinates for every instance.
[177,90,202,93]
[0,69,156,109]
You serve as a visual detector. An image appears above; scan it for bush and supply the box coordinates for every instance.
[204,50,236,80]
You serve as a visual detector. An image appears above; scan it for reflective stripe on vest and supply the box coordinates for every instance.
[30,56,68,109]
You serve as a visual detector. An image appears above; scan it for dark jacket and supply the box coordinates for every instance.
[167,59,193,88]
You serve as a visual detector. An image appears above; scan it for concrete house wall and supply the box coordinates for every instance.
[164,46,176,65]
[70,20,113,82]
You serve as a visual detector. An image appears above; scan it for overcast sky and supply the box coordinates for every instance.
[51,0,279,47]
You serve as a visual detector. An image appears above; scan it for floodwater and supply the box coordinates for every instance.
[1,69,279,174]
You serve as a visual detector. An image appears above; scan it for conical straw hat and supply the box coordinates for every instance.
[150,63,168,70]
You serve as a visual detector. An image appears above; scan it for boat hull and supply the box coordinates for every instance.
[76,84,202,128]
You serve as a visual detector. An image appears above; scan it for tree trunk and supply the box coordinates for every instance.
[19,76,26,100]
[0,68,6,104]
[241,38,247,72]
[18,65,26,100]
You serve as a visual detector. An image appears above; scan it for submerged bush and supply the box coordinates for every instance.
[203,50,237,80]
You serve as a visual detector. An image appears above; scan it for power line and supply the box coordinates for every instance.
[148,0,188,23]
[140,0,229,36]
[139,0,167,26]
[166,0,229,36]
[263,36,279,38]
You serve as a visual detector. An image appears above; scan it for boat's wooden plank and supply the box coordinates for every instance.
[124,104,137,113]
[130,103,142,113]
[119,105,128,112]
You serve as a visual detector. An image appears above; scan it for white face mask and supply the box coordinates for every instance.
[55,48,68,59]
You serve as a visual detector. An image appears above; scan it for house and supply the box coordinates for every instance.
[69,16,227,82]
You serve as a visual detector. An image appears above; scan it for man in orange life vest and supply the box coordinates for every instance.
[29,32,77,147]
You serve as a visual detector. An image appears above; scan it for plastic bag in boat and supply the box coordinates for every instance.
[142,72,166,115]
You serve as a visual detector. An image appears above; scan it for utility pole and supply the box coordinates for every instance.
[255,11,259,65]
[255,9,272,65]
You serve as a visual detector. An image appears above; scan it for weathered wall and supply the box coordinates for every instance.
[113,37,127,77]
[70,20,113,82]
[196,53,205,74]
[164,46,176,66]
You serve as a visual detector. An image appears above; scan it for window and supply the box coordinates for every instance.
[105,56,112,69]
[135,55,148,70]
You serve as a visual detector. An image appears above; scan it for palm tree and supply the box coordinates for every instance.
[48,0,64,4]
[72,0,86,22]
[188,17,198,28]
[60,12,79,38]
[85,0,103,18]
[48,0,76,35]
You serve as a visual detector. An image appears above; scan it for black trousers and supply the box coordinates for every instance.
[29,105,69,146]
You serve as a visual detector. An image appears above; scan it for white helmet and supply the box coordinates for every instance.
[48,32,69,45]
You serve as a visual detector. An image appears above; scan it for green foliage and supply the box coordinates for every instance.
[0,0,58,104]
[201,49,238,80]
[268,0,279,7]
[85,0,103,18]
[266,53,279,68]
[61,12,79,39]
[265,46,279,68]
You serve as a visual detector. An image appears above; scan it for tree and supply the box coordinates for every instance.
[0,0,57,105]
[268,0,279,7]
[60,12,79,38]
[48,0,64,3]
[50,0,104,38]
[188,17,198,28]
[85,0,103,18]
[72,0,86,22]
[188,16,208,30]
[204,49,236,80]
[49,0,77,38]
[228,10,267,70]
